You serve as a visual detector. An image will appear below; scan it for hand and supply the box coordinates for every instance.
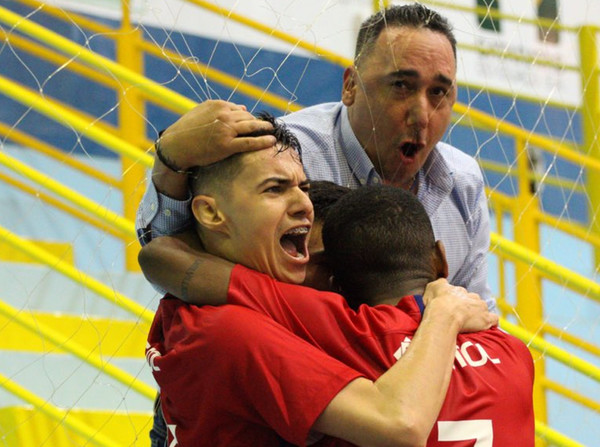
[159,100,277,170]
[422,278,473,305]
[423,279,498,333]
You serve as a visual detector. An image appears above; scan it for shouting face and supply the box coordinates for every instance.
[193,147,313,285]
[343,26,457,188]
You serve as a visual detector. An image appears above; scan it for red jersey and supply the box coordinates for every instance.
[228,264,535,447]
[146,301,362,446]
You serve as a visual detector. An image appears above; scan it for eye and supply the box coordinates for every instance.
[300,183,311,194]
[393,79,409,90]
[431,86,448,97]
[264,185,283,194]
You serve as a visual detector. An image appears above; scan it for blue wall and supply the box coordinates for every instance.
[0,0,588,223]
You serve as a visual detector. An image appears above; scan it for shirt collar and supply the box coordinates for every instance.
[417,145,455,197]
[339,105,382,186]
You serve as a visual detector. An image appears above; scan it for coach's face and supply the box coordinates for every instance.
[216,147,313,284]
[343,26,456,189]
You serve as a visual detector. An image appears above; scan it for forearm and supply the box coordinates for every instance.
[138,232,234,305]
[373,305,459,441]
[313,303,460,447]
[136,165,192,246]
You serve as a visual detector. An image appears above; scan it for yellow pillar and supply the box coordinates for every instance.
[372,0,389,12]
[513,138,546,447]
[579,25,600,269]
[117,1,145,271]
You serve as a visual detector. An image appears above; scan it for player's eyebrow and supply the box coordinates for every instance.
[257,177,310,188]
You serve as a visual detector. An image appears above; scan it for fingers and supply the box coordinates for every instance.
[229,114,274,136]
[230,135,278,153]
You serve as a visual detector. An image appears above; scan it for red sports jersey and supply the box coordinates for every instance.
[146,301,362,446]
[228,264,535,447]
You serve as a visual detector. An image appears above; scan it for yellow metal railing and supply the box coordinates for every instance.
[0,150,136,238]
[0,224,153,324]
[0,371,121,447]
[0,299,155,400]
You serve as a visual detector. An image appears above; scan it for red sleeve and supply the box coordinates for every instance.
[147,300,362,446]
[228,264,351,338]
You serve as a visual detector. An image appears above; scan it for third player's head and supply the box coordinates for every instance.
[323,184,448,308]
[343,4,457,189]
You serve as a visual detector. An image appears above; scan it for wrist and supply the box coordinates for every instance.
[151,150,191,201]
[155,137,194,175]
[423,299,462,334]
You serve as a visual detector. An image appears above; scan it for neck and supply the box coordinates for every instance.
[369,276,429,306]
[383,175,418,193]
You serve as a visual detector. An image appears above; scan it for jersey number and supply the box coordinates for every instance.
[438,420,493,446]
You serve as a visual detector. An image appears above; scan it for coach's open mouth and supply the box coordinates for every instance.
[400,141,421,158]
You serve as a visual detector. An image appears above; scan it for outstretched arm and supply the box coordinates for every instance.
[138,231,233,304]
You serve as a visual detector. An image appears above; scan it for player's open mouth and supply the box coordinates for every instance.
[280,226,309,260]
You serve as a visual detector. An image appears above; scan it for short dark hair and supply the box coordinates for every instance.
[354,3,456,67]
[189,111,301,197]
[308,181,351,223]
[322,185,436,308]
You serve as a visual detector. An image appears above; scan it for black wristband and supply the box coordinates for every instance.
[154,137,192,175]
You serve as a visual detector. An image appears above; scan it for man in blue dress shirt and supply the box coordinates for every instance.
[137,3,495,311]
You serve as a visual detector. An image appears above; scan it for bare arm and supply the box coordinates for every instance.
[313,291,498,447]
[138,231,233,304]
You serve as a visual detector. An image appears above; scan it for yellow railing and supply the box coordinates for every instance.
[0,224,153,324]
[0,299,155,400]
[0,371,121,447]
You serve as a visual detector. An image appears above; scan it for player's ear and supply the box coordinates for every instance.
[342,66,358,106]
[433,240,449,279]
[191,195,229,234]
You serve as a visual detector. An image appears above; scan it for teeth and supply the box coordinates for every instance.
[285,227,309,235]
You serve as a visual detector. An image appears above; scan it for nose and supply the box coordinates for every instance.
[406,93,430,131]
[289,187,314,219]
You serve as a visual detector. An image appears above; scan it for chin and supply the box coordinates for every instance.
[277,269,306,285]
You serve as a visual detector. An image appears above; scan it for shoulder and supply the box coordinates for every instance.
[280,102,342,125]
[478,327,534,366]
[279,102,342,138]
[431,142,486,205]
[435,142,483,181]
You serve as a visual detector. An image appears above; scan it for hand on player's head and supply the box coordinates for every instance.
[159,100,276,170]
